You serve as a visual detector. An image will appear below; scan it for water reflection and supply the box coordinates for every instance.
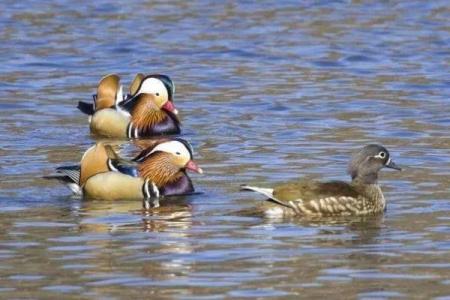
[237,205,384,246]
[77,197,192,230]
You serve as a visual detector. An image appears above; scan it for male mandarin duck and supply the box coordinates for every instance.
[51,138,202,205]
[241,144,401,217]
[77,73,180,138]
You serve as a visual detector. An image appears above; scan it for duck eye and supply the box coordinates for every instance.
[378,151,386,158]
[156,93,160,96]
[175,151,181,155]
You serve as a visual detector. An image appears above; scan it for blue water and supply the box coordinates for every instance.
[0,1,449,298]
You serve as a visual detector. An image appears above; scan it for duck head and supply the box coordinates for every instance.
[347,144,401,184]
[134,139,202,187]
[94,74,123,111]
[126,74,177,115]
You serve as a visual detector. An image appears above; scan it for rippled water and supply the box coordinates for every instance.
[1,1,449,298]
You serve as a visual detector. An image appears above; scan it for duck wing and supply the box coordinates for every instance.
[272,180,362,215]
[103,145,139,177]
[55,165,81,184]
[107,158,139,177]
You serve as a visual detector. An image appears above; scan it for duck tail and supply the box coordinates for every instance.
[77,101,95,115]
[240,185,274,198]
[44,165,82,195]
[55,165,81,183]
[241,184,293,209]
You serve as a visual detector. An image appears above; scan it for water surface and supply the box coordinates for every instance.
[0,1,449,299]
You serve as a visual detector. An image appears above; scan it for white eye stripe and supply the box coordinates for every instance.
[149,141,191,158]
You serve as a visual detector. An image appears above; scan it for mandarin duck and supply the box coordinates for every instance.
[241,144,401,217]
[77,73,180,138]
[50,138,202,206]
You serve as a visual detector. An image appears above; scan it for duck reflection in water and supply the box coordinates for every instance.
[77,197,194,234]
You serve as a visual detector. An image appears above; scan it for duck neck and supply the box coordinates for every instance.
[137,153,183,187]
[131,100,167,132]
[351,172,378,185]
[351,176,385,212]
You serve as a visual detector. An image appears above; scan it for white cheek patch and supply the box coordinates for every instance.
[150,141,191,161]
[138,78,168,101]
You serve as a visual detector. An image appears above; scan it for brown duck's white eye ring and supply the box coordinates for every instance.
[375,151,386,159]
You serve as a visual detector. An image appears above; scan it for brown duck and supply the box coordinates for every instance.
[241,144,401,217]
